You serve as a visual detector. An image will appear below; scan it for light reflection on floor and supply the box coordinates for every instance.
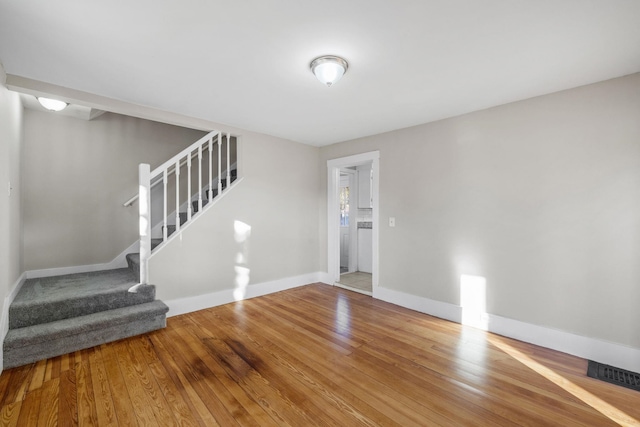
[490,336,638,426]
[335,293,351,337]
[457,326,488,370]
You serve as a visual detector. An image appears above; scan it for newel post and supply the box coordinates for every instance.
[139,163,151,285]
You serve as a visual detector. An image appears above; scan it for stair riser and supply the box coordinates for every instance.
[4,314,166,369]
[126,254,141,281]
[9,286,156,329]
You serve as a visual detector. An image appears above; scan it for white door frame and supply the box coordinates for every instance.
[327,151,379,293]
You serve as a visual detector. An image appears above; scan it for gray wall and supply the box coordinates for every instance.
[0,63,23,369]
[0,65,23,296]
[22,110,206,270]
[320,73,640,349]
[150,132,321,302]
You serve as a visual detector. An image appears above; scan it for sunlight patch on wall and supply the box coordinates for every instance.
[234,220,251,243]
[234,266,250,301]
[234,220,251,301]
[460,274,488,330]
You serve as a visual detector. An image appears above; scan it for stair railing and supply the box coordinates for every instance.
[137,130,235,285]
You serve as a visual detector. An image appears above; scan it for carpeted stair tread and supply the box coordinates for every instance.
[10,269,155,329]
[5,300,169,349]
[13,268,137,304]
[3,301,169,369]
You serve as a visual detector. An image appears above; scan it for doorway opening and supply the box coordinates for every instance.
[339,170,357,275]
[327,151,379,296]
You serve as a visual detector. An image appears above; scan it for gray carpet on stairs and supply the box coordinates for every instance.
[10,268,154,329]
[4,265,169,370]
[4,301,168,369]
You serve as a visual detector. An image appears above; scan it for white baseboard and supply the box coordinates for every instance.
[334,282,372,296]
[0,271,27,372]
[25,240,140,279]
[486,313,640,374]
[373,285,640,374]
[316,271,334,285]
[164,271,326,317]
[374,286,462,324]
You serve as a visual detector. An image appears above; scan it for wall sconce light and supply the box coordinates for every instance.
[37,97,68,111]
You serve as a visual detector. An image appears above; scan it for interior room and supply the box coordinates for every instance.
[0,1,639,425]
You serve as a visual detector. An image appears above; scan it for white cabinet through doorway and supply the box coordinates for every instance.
[357,165,373,208]
[357,228,373,273]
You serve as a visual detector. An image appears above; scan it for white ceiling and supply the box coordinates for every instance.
[1,1,639,146]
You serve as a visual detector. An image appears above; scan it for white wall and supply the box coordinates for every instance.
[0,63,24,371]
[320,73,640,350]
[149,132,322,303]
[22,110,206,270]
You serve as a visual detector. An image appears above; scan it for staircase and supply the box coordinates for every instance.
[3,131,239,370]
[158,169,238,239]
[4,260,168,370]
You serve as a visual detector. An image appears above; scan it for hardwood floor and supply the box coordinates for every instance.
[0,283,638,426]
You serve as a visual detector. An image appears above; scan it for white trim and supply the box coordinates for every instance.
[486,313,640,374]
[25,240,140,279]
[1,272,27,338]
[0,272,27,372]
[164,271,328,317]
[327,151,380,169]
[6,272,27,308]
[334,282,372,296]
[374,285,640,374]
[374,286,462,323]
[317,271,334,284]
[327,151,380,289]
[327,166,340,284]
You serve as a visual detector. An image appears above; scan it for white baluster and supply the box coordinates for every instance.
[187,152,192,221]
[163,169,168,241]
[138,164,151,286]
[208,136,213,200]
[198,145,203,213]
[175,160,180,232]
[226,133,231,189]
[217,136,223,195]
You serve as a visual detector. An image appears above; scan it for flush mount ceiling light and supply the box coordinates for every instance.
[37,97,68,111]
[310,55,348,87]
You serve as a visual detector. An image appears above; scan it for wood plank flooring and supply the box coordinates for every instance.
[0,283,638,426]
